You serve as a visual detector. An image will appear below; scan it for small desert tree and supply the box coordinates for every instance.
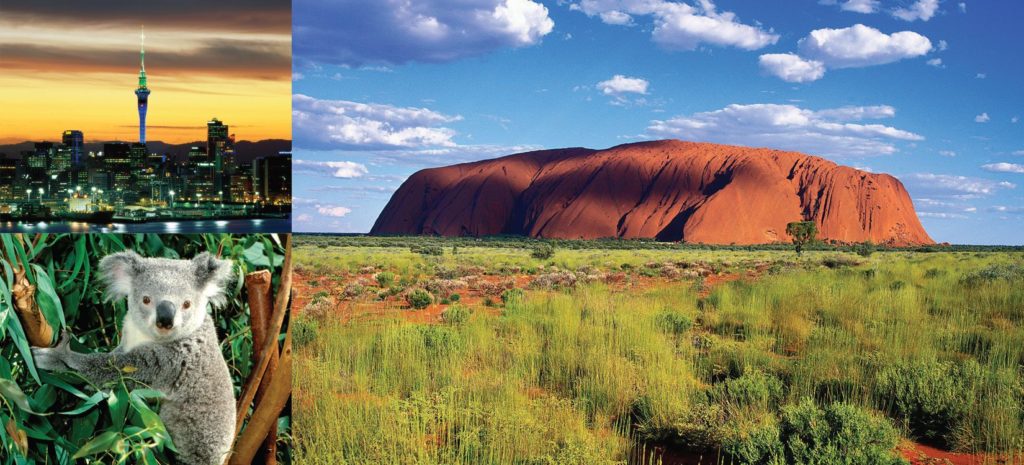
[786,221,818,256]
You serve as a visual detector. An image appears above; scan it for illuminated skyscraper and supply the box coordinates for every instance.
[207,118,229,195]
[135,27,151,144]
[62,130,83,165]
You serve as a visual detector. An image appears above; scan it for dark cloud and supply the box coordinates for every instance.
[1,0,290,33]
[0,39,290,79]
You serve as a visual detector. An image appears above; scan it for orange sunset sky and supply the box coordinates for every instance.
[0,1,291,144]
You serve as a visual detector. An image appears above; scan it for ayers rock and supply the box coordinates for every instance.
[371,140,934,245]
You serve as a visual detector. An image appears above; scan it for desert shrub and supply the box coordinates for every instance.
[531,271,579,290]
[821,256,861,269]
[500,288,525,305]
[424,278,466,299]
[655,311,693,335]
[874,359,980,447]
[634,398,725,448]
[449,293,461,302]
[960,263,1024,285]
[853,241,876,257]
[374,271,396,287]
[711,369,785,409]
[405,289,434,309]
[923,268,945,278]
[531,243,555,260]
[342,283,365,299]
[303,294,336,320]
[294,318,320,347]
[411,245,444,256]
[441,305,471,325]
[780,399,904,465]
[720,416,784,465]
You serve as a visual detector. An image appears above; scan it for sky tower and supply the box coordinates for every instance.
[135,26,150,144]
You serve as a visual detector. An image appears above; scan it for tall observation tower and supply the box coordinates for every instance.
[135,26,151,144]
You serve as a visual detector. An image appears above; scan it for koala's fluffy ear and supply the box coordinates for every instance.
[192,252,234,308]
[98,251,144,300]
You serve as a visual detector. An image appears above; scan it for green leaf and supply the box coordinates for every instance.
[59,391,107,415]
[1,315,38,383]
[72,430,122,459]
[31,264,65,332]
[108,385,129,430]
[243,241,271,268]
[0,379,44,415]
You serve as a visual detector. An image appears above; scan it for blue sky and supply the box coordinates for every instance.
[292,0,1024,245]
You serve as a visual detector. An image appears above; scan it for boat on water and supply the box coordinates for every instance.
[61,210,116,223]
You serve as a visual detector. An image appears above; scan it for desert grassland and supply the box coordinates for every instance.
[293,239,1024,465]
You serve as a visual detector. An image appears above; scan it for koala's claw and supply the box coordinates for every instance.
[32,346,64,371]
[32,331,72,371]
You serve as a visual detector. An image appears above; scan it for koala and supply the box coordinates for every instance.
[32,251,236,465]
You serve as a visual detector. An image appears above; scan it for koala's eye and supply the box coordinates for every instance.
[182,300,192,310]
[142,296,151,305]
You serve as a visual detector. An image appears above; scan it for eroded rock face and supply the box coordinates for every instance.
[371,140,934,245]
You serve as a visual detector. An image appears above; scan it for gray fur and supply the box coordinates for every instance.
[32,251,236,465]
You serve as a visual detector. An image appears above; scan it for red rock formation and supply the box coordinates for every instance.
[371,140,934,245]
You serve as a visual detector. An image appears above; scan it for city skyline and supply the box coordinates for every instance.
[0,0,291,144]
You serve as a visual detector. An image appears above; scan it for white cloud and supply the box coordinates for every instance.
[976,73,986,79]
[317,206,353,217]
[975,112,990,123]
[762,24,932,82]
[572,0,778,51]
[982,162,1024,174]
[596,74,649,95]
[367,143,545,167]
[295,213,313,222]
[647,103,923,157]
[599,10,633,24]
[294,159,370,178]
[294,0,553,66]
[1012,116,1020,124]
[918,212,968,219]
[892,0,939,21]
[989,205,1024,214]
[841,0,879,13]
[958,2,967,13]
[292,72,304,80]
[797,24,932,69]
[938,150,956,157]
[292,94,462,150]
[900,173,1016,197]
[926,58,943,67]
[937,39,948,51]
[759,53,826,83]
[1015,150,1024,156]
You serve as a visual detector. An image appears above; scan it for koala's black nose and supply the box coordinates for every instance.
[156,301,176,329]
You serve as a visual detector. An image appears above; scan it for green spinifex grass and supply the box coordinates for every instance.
[293,244,1024,465]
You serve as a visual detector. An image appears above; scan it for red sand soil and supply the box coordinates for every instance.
[900,442,1015,465]
[371,140,933,246]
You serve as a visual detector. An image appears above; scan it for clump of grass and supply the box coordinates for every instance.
[405,288,433,309]
[441,305,471,325]
[374,271,395,287]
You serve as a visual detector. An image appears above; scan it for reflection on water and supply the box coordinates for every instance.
[0,218,290,233]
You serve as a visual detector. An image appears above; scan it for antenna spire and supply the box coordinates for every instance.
[140,25,145,71]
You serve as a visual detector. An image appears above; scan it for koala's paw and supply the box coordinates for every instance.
[31,346,66,371]
[31,331,72,371]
